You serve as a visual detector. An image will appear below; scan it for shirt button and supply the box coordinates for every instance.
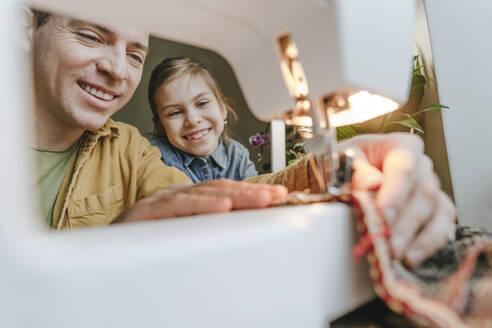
[203,168,209,174]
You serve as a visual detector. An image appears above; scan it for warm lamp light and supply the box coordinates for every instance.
[282,90,400,128]
[331,91,399,127]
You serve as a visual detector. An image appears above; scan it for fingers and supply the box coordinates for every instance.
[113,192,233,223]
[340,133,424,171]
[389,173,439,259]
[177,179,288,209]
[117,179,288,223]
[343,133,457,268]
[142,193,233,220]
[177,185,272,209]
[351,156,384,191]
[344,133,424,204]
[376,148,420,225]
[403,191,456,268]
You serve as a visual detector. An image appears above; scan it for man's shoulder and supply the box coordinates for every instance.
[111,120,143,135]
[92,120,152,154]
[106,120,148,143]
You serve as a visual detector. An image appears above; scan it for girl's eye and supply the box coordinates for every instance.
[197,100,209,107]
[77,32,102,43]
[167,110,182,117]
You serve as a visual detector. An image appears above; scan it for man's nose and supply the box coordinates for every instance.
[96,46,128,81]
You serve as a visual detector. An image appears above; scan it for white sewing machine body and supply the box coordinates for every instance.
[2,204,374,327]
[3,0,396,325]
[3,0,491,327]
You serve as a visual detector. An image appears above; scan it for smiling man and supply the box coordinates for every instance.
[28,9,456,268]
[32,13,148,149]
[29,9,288,230]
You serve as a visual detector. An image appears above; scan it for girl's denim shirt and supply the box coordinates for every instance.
[150,137,258,183]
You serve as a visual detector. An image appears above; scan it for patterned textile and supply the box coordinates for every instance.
[279,191,492,328]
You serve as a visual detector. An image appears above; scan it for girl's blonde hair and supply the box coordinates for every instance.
[148,57,237,140]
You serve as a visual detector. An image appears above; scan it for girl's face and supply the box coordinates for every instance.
[154,74,226,157]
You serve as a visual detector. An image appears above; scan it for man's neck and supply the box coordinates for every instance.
[32,108,85,151]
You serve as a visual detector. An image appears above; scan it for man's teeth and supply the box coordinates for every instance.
[80,82,115,101]
[187,130,208,140]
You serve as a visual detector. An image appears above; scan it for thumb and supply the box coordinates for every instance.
[351,152,384,191]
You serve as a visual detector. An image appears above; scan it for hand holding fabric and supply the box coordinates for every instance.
[340,133,456,268]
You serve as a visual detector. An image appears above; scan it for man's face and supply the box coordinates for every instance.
[31,15,149,131]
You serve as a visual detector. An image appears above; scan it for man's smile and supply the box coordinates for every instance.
[77,81,119,101]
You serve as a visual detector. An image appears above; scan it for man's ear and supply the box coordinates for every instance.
[17,7,36,52]
[152,117,165,136]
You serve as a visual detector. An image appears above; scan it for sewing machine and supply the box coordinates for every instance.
[3,0,489,327]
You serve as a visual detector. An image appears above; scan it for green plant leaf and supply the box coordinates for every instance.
[413,65,423,74]
[389,116,424,134]
[287,158,301,166]
[411,74,426,90]
[337,126,358,140]
[417,104,449,113]
[412,104,450,118]
[293,142,305,150]
[423,103,449,110]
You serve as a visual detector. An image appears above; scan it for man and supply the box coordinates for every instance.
[27,9,455,268]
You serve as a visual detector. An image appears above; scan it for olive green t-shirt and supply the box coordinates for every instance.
[34,141,79,226]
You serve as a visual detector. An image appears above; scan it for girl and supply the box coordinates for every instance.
[148,57,258,183]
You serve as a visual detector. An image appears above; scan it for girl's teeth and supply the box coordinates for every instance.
[189,130,208,140]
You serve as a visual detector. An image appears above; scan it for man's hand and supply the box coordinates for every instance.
[114,179,288,224]
[340,133,457,268]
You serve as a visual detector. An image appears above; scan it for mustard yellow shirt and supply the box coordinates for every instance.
[52,119,310,230]
[52,120,190,230]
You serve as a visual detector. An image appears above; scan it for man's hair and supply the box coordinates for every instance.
[148,57,237,140]
[31,9,51,28]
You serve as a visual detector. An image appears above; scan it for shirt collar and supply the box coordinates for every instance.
[179,139,227,169]
[209,139,228,169]
[181,150,199,167]
[89,119,120,138]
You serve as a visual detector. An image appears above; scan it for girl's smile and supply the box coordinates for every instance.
[183,128,212,141]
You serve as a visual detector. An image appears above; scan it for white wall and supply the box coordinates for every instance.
[425,1,492,229]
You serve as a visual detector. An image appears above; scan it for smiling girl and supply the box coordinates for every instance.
[148,57,258,183]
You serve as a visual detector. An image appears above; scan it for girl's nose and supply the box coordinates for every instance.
[185,110,202,127]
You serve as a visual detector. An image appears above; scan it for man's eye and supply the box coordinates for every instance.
[129,53,144,64]
[77,32,102,43]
